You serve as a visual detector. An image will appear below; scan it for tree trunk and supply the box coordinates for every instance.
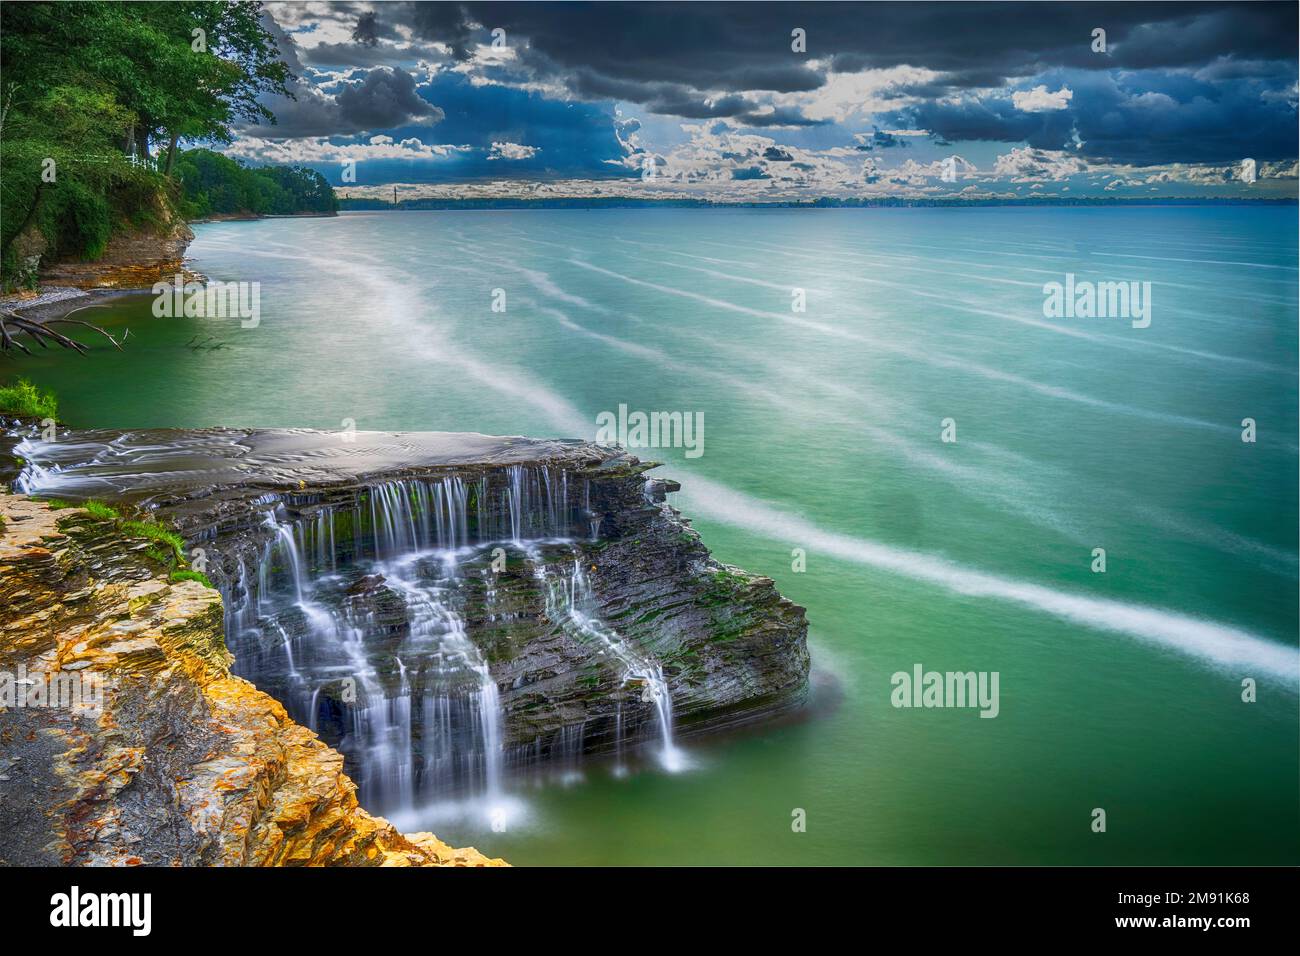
[3,182,49,288]
[164,131,179,177]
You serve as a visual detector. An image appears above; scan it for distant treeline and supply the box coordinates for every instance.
[176,149,338,218]
[339,195,1300,212]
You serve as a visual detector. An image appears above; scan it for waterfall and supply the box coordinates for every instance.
[219,468,580,822]
[507,465,525,541]
[200,463,694,830]
[534,551,685,772]
[385,560,504,804]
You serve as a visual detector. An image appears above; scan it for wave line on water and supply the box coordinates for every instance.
[191,221,1299,690]
[676,476,1299,685]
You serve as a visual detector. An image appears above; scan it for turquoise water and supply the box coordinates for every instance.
[17,207,1299,864]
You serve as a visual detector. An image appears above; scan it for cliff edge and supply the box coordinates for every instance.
[0,494,504,867]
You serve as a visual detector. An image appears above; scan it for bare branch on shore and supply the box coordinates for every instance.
[0,306,125,354]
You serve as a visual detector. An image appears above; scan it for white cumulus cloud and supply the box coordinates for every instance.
[1011,85,1074,112]
[488,142,540,161]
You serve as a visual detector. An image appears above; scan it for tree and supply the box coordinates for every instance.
[172,148,339,218]
[0,1,294,328]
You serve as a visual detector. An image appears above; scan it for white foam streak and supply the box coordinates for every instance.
[677,475,1297,683]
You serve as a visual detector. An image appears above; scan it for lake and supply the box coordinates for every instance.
[16,206,1299,864]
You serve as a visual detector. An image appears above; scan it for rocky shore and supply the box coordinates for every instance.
[3,427,811,862]
[0,287,149,327]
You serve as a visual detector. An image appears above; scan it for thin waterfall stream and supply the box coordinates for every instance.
[531,547,685,772]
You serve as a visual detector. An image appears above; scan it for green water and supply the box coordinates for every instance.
[15,207,1299,864]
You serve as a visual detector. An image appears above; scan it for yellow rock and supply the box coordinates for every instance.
[0,493,507,867]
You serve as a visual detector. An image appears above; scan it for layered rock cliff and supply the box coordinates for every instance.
[37,214,193,289]
[0,494,503,866]
[4,183,194,293]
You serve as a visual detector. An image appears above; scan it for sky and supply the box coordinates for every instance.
[225,1,1300,201]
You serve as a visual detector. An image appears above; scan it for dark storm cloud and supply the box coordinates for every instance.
[303,42,434,69]
[411,1,476,60]
[316,1,1295,139]
[337,67,443,129]
[352,10,379,46]
[255,1,1296,174]
[563,62,825,127]
[245,64,442,138]
[410,2,1294,92]
[886,68,1297,164]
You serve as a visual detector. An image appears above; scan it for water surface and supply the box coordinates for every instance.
[17,206,1299,864]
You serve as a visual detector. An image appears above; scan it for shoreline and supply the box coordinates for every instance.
[1,286,155,326]
[189,210,338,224]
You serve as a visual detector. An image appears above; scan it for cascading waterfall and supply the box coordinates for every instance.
[8,432,699,823]
[219,466,603,824]
[534,550,686,772]
[11,452,54,495]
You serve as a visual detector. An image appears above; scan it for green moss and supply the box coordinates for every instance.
[170,569,215,589]
[711,568,748,588]
[82,500,120,521]
[119,519,185,560]
[40,498,74,510]
[0,379,58,420]
[697,567,752,609]
[61,501,201,579]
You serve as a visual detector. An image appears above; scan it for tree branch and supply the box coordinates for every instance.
[0,311,90,354]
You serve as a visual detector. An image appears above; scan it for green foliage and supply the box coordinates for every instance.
[0,379,58,419]
[170,569,215,588]
[119,519,186,562]
[174,148,338,217]
[53,181,115,260]
[41,498,74,510]
[82,500,122,521]
[50,498,202,581]
[0,1,293,284]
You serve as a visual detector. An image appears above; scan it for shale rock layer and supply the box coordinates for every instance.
[0,495,503,867]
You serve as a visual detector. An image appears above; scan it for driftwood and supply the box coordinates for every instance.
[0,304,125,356]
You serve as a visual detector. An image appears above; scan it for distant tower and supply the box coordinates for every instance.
[393,186,398,209]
